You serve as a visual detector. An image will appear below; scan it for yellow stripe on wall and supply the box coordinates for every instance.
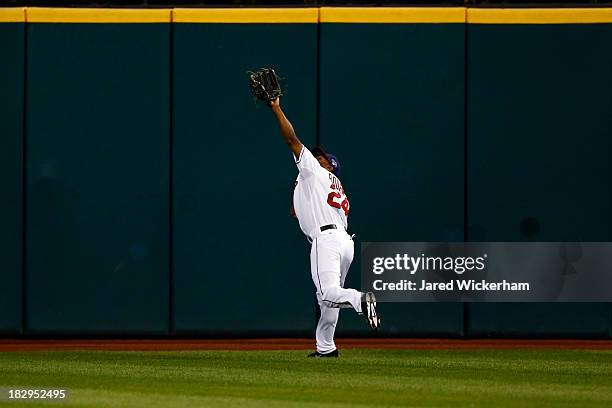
[173,8,318,23]
[0,7,25,23]
[320,7,466,23]
[26,7,171,23]
[468,8,612,24]
[0,7,611,24]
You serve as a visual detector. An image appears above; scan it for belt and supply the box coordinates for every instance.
[320,224,339,232]
[308,224,353,243]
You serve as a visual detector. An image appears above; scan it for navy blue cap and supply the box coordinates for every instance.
[326,154,341,176]
[312,146,341,176]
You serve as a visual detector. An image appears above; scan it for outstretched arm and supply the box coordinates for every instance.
[270,97,303,159]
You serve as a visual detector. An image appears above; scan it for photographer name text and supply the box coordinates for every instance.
[372,279,530,292]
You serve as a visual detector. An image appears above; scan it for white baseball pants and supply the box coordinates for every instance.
[310,229,362,354]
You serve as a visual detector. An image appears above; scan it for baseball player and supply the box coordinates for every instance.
[269,97,380,358]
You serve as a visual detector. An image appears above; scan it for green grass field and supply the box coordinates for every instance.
[1,349,611,407]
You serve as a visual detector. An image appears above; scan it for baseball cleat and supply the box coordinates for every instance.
[362,292,380,331]
[307,349,339,358]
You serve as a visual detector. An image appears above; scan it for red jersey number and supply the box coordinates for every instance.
[327,192,350,216]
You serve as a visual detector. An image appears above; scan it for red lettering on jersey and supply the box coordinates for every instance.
[327,174,349,216]
[327,191,349,216]
[327,192,342,209]
[341,197,350,215]
[329,174,345,194]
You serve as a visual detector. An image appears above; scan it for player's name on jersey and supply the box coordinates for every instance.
[372,279,530,292]
[329,173,344,195]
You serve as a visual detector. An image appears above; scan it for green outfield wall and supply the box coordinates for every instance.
[319,12,466,336]
[466,18,612,337]
[24,9,171,334]
[0,7,611,337]
[172,10,319,335]
[0,10,24,334]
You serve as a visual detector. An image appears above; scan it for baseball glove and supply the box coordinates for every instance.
[249,68,282,105]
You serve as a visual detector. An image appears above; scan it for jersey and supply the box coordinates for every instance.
[292,146,350,237]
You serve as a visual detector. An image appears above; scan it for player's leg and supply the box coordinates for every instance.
[340,233,381,330]
[339,233,354,288]
[310,233,362,312]
[314,293,340,354]
[312,234,355,354]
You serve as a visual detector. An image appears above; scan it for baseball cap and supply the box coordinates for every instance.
[311,146,341,176]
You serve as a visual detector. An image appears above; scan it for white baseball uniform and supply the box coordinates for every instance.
[293,146,363,354]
